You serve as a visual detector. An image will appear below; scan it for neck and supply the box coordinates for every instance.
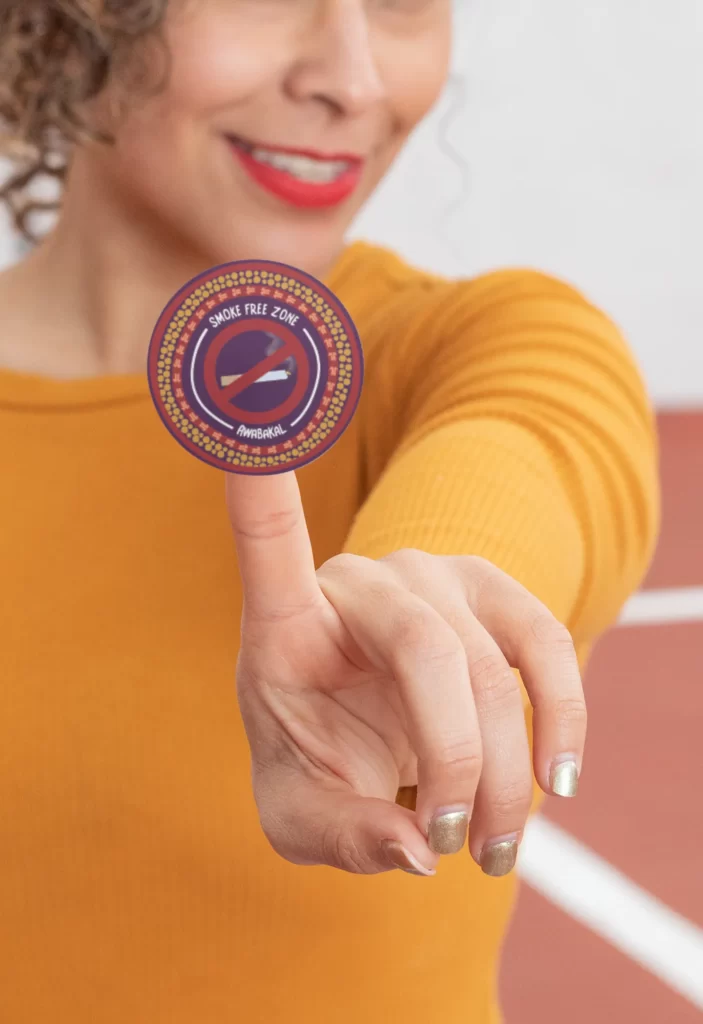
[6,155,343,380]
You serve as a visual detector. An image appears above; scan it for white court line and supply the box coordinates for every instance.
[518,817,703,1009]
[618,586,703,627]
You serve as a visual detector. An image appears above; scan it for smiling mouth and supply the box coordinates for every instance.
[227,135,361,185]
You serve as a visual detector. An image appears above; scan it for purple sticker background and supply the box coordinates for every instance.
[214,330,297,414]
[183,300,329,436]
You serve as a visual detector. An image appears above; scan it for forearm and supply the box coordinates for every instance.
[344,414,657,650]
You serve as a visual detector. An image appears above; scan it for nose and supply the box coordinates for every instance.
[285,0,387,119]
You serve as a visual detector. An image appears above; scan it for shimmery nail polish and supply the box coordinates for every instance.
[550,758,579,798]
[427,808,469,855]
[381,840,435,876]
[480,837,519,877]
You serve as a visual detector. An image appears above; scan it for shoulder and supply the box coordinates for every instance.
[335,241,605,324]
[340,246,655,446]
[336,240,591,295]
[335,242,622,366]
[331,240,444,299]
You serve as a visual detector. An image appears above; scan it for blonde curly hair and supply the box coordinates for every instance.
[0,0,168,240]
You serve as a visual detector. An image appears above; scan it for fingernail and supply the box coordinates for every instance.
[381,840,435,877]
[427,807,470,855]
[550,757,579,798]
[480,835,519,877]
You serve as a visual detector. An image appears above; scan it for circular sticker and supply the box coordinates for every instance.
[147,259,364,475]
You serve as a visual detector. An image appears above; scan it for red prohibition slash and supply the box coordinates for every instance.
[201,318,310,425]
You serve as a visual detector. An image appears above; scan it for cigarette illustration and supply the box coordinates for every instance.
[220,369,291,386]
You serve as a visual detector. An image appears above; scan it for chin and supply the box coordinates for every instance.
[191,215,352,281]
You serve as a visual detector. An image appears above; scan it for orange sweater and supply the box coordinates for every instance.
[0,242,659,1023]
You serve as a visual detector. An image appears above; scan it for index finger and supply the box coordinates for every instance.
[225,471,320,622]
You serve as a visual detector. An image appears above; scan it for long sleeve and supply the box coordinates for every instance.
[0,244,659,1024]
[343,269,660,654]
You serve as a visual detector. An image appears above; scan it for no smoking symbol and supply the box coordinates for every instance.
[202,318,311,426]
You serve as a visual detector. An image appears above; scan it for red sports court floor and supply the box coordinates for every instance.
[500,411,703,1021]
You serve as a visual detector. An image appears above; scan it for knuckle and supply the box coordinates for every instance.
[462,554,499,590]
[383,547,429,572]
[552,696,588,730]
[322,824,369,875]
[390,606,445,652]
[428,744,483,782]
[321,552,368,577]
[233,506,302,543]
[470,653,518,706]
[489,778,533,819]
[529,614,575,652]
[466,554,495,576]
[446,554,497,607]
[397,629,466,678]
[423,638,467,675]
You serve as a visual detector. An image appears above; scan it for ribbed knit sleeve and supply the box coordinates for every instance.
[343,268,660,651]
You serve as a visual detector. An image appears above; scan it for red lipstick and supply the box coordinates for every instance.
[226,136,364,210]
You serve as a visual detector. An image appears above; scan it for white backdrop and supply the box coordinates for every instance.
[1,0,701,407]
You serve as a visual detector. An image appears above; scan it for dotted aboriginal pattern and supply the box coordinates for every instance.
[151,266,358,472]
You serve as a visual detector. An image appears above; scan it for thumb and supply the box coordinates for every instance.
[258,782,439,877]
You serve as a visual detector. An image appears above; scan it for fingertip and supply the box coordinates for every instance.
[534,751,581,798]
[425,805,471,855]
[345,797,439,876]
[469,831,522,877]
[380,839,437,877]
[548,756,580,798]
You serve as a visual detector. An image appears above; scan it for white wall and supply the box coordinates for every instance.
[2,0,701,407]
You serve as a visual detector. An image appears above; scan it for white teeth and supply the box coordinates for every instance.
[249,146,349,184]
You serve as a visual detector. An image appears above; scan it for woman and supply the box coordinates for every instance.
[0,2,659,1022]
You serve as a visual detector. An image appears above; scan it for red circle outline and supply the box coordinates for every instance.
[201,318,310,425]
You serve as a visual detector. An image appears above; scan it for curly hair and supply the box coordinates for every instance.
[0,0,168,240]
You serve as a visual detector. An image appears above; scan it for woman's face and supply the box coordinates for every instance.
[86,0,452,276]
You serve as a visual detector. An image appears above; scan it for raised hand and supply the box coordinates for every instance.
[226,471,585,878]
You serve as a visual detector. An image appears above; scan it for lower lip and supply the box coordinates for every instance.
[228,142,363,210]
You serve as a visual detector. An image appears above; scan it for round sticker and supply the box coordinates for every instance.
[147,260,364,475]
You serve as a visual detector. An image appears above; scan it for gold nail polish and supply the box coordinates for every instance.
[481,839,518,877]
[381,840,435,876]
[550,760,579,798]
[428,810,469,855]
